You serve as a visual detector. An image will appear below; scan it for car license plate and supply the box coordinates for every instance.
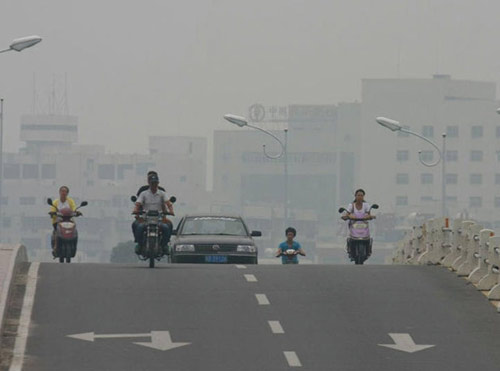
[205,255,227,263]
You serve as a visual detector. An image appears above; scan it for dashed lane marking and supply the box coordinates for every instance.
[236,265,247,269]
[255,294,270,305]
[284,351,302,367]
[244,274,257,282]
[268,321,284,334]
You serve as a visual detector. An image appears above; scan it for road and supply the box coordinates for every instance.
[15,263,500,370]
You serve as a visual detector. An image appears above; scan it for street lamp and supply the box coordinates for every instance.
[223,114,289,226]
[0,35,42,54]
[376,116,447,217]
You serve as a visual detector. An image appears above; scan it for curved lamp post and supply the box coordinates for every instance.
[224,113,289,226]
[0,35,42,54]
[376,116,447,216]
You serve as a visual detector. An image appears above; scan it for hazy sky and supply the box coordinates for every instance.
[1,0,500,153]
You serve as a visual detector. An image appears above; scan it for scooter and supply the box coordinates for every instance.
[276,248,303,264]
[47,198,88,263]
[131,195,176,268]
[338,204,379,265]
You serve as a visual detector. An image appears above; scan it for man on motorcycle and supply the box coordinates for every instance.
[341,189,375,259]
[132,174,172,255]
[276,227,305,264]
[49,186,80,255]
[132,171,174,242]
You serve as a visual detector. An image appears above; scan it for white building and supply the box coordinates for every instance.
[360,75,500,226]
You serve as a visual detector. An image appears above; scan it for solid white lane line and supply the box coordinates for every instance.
[284,351,302,367]
[255,294,270,305]
[235,265,247,269]
[268,321,284,334]
[244,274,257,282]
[10,262,40,371]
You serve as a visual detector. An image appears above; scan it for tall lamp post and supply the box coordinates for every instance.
[0,35,42,241]
[376,116,447,217]
[223,114,289,227]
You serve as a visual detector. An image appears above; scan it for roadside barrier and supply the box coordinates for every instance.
[0,244,27,346]
[392,218,500,303]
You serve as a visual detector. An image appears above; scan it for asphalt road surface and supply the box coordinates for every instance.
[17,263,500,370]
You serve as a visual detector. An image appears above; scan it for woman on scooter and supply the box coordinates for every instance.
[341,189,375,260]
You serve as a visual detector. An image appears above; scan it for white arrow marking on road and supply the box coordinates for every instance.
[378,333,435,353]
[134,331,191,351]
[67,331,190,351]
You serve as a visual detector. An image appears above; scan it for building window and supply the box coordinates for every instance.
[22,164,39,179]
[496,174,500,185]
[446,126,459,138]
[446,174,458,184]
[41,164,56,179]
[422,125,434,138]
[98,164,115,180]
[469,197,482,208]
[396,150,409,162]
[421,173,433,185]
[470,174,482,185]
[421,196,433,202]
[396,173,409,185]
[496,126,500,138]
[86,158,94,172]
[471,126,483,138]
[495,197,500,208]
[470,151,483,161]
[446,196,458,203]
[0,197,8,205]
[3,164,20,179]
[446,151,458,162]
[396,196,408,206]
[180,176,187,182]
[20,197,36,205]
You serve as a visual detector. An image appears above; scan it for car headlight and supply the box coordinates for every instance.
[175,244,195,252]
[237,245,256,253]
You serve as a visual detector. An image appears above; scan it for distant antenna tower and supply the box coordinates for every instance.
[32,73,70,115]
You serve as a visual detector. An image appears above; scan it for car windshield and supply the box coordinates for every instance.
[181,217,248,236]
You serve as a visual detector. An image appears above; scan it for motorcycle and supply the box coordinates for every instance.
[131,195,176,268]
[47,198,88,263]
[338,204,379,265]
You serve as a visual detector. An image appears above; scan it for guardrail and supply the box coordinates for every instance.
[393,218,500,302]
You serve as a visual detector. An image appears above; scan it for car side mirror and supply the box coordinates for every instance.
[80,201,88,207]
[251,231,262,237]
[172,229,177,235]
[47,198,53,206]
[131,195,137,203]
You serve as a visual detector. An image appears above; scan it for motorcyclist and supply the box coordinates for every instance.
[341,189,375,259]
[132,174,172,255]
[276,227,305,264]
[132,171,174,241]
[49,186,80,256]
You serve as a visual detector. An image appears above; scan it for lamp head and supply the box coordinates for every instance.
[224,114,248,127]
[376,116,402,132]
